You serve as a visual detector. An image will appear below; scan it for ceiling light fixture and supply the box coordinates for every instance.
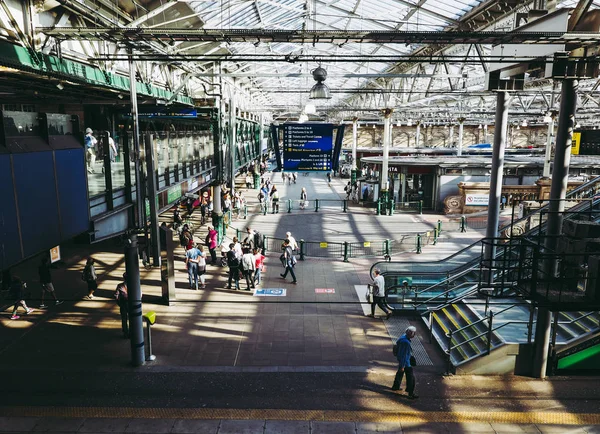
[304,103,316,115]
[309,66,331,100]
[521,120,528,127]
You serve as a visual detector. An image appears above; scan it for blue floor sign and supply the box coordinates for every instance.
[254,288,287,297]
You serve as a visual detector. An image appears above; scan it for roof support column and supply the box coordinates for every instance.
[457,118,465,156]
[229,86,237,194]
[448,125,454,149]
[126,51,146,368]
[483,91,509,285]
[352,118,358,171]
[415,121,421,149]
[381,109,393,193]
[534,78,579,379]
[543,112,556,178]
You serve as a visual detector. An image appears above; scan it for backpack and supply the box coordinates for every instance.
[393,343,399,357]
[81,265,91,282]
[254,231,263,249]
[205,233,211,247]
[272,190,279,200]
[180,231,191,247]
[228,252,240,268]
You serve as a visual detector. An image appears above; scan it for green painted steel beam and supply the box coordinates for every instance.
[558,343,600,370]
[0,40,193,106]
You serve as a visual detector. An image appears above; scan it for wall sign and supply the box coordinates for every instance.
[465,194,489,206]
[283,123,333,171]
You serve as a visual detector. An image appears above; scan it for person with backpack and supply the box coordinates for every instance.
[180,224,193,250]
[279,239,297,284]
[114,273,129,338]
[226,243,241,290]
[392,326,419,399]
[82,257,98,300]
[9,276,34,320]
[241,247,256,291]
[38,256,62,308]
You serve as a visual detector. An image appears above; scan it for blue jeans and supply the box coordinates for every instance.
[188,263,198,289]
[254,268,262,284]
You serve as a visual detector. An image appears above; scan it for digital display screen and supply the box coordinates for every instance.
[283,123,333,171]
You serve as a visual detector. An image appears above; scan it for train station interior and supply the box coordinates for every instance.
[1,0,600,432]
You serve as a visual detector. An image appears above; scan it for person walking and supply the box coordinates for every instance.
[392,326,419,400]
[84,127,97,173]
[207,226,218,265]
[300,187,308,210]
[253,248,265,286]
[38,256,62,308]
[285,231,298,253]
[114,273,129,338]
[270,185,280,214]
[279,239,297,284]
[226,243,241,290]
[326,171,332,185]
[9,276,34,320]
[241,247,256,291]
[197,245,207,289]
[185,243,201,290]
[82,258,98,300]
[368,268,392,319]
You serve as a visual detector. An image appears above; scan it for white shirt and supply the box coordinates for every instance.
[373,275,385,297]
[287,235,298,251]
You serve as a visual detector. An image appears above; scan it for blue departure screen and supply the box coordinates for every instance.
[283,123,333,171]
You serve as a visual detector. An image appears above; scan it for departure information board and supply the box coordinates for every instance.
[283,123,334,171]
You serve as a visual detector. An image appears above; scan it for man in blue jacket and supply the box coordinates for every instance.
[392,326,418,399]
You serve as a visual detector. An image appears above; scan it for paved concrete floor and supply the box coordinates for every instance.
[1,172,598,433]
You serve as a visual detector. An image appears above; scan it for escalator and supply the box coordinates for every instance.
[373,175,600,307]
[373,175,600,374]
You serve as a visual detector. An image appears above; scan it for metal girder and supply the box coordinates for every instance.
[39,28,598,45]
[127,1,179,28]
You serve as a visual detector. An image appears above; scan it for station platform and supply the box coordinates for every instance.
[1,173,598,434]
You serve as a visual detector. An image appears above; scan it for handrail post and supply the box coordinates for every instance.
[263,201,268,215]
[299,239,305,260]
[384,239,390,258]
[287,199,292,213]
[389,199,394,216]
[376,198,381,215]
[429,311,434,344]
[261,234,267,255]
[527,304,535,344]
[343,241,349,262]
[433,227,439,245]
[315,199,319,212]
[437,219,442,234]
[419,200,423,215]
[236,228,241,240]
[446,330,453,375]
[416,234,422,254]
[343,199,348,213]
[486,310,494,355]
[243,204,248,219]
[460,215,467,232]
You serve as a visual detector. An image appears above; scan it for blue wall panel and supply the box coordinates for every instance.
[0,155,22,269]
[55,149,89,239]
[13,152,61,258]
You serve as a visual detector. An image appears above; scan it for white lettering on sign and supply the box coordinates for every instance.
[465,194,489,206]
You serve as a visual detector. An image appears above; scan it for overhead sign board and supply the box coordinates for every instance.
[283,123,333,171]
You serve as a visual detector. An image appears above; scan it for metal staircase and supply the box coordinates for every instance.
[372,176,600,374]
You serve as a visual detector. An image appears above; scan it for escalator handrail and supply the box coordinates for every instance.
[370,176,600,279]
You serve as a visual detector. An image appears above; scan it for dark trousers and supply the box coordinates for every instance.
[209,248,217,264]
[243,270,255,289]
[228,266,240,289]
[371,295,390,316]
[281,264,296,282]
[393,366,415,395]
[119,304,129,337]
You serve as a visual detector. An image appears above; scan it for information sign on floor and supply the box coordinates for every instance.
[315,288,335,294]
[254,288,287,297]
